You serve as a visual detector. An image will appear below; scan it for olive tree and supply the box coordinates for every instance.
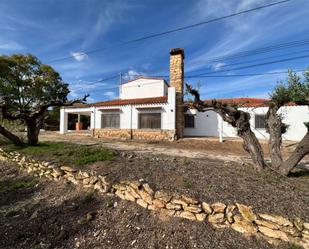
[0,54,87,145]
[187,69,309,176]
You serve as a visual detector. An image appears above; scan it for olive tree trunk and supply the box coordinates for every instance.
[266,106,283,169]
[234,112,266,171]
[0,124,24,145]
[26,117,43,146]
[278,128,309,175]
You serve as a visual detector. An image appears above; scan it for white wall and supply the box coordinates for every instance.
[184,109,219,137]
[184,105,309,141]
[119,78,168,99]
[95,87,176,130]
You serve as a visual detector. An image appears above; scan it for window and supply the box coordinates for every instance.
[184,114,195,128]
[255,114,267,129]
[101,114,120,128]
[138,113,161,129]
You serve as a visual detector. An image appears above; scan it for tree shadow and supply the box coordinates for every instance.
[289,163,309,177]
[0,177,39,207]
[0,187,103,249]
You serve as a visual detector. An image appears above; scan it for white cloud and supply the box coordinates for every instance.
[104,91,116,99]
[71,52,88,62]
[186,0,309,73]
[211,62,226,71]
[122,69,144,81]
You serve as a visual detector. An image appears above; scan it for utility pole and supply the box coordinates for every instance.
[119,72,122,96]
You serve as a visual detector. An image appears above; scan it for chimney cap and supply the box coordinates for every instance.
[170,48,185,59]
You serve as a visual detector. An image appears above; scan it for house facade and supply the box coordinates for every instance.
[60,48,309,142]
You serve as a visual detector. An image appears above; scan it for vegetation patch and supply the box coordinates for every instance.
[0,180,36,193]
[3,142,114,166]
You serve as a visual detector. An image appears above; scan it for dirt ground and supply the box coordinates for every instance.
[39,131,309,168]
[0,159,303,249]
[1,132,308,248]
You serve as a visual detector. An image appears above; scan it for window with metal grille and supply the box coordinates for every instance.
[101,114,120,128]
[184,114,195,128]
[138,113,161,129]
[255,114,267,129]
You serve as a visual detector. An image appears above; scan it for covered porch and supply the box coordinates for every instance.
[59,107,94,134]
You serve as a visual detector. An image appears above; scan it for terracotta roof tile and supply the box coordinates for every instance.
[203,98,269,107]
[66,96,168,108]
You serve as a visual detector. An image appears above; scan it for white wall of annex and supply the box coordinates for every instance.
[119,79,167,99]
[184,106,309,141]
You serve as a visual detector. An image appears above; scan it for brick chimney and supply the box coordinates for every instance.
[170,48,185,139]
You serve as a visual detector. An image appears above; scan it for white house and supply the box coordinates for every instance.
[60,48,309,142]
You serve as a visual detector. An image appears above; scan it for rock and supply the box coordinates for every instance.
[113,183,127,191]
[255,220,279,230]
[142,183,154,196]
[147,205,156,210]
[177,211,196,221]
[83,178,91,185]
[139,190,153,204]
[304,223,309,230]
[127,186,141,199]
[195,213,207,222]
[302,229,309,239]
[89,176,99,185]
[211,202,226,213]
[60,166,77,173]
[115,190,126,200]
[124,191,136,202]
[226,212,234,224]
[280,226,302,237]
[212,223,230,229]
[136,199,148,209]
[94,182,107,193]
[183,205,202,213]
[181,195,199,205]
[236,203,257,222]
[258,226,289,242]
[153,199,165,209]
[208,213,225,224]
[166,203,182,210]
[294,217,304,231]
[154,191,172,203]
[231,220,258,234]
[129,181,141,190]
[171,198,188,207]
[259,214,293,227]
[202,202,213,214]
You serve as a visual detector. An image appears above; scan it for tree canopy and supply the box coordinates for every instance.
[0,54,87,145]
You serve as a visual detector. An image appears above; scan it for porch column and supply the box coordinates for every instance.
[90,107,95,130]
[75,114,82,130]
[60,108,68,134]
[219,115,223,143]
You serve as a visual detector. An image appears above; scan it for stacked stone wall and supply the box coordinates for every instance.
[94,129,175,141]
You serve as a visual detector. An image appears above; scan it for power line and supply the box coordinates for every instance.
[189,54,309,77]
[193,37,309,64]
[186,48,309,75]
[46,0,294,64]
[185,69,306,78]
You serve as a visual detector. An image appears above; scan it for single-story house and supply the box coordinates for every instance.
[60,48,309,142]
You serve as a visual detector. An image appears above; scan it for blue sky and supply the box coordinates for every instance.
[1,0,309,102]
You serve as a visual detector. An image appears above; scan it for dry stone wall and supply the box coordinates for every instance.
[94,129,175,141]
[0,148,308,249]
